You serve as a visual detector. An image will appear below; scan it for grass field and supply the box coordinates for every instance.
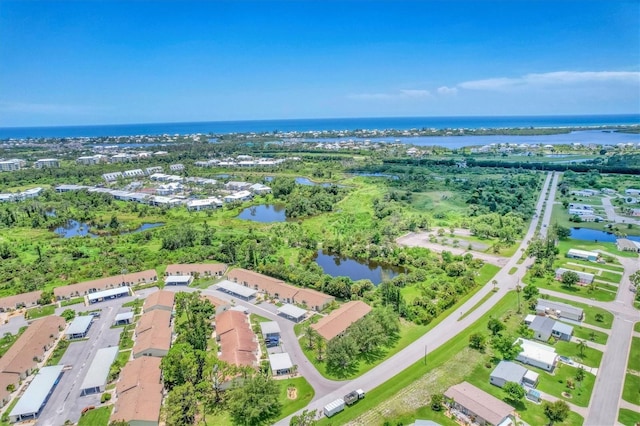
[60,296,85,307]
[316,291,583,426]
[25,304,55,319]
[0,327,26,357]
[570,325,608,345]
[622,373,640,405]
[77,406,111,426]
[525,275,616,302]
[536,363,595,407]
[635,322,640,333]
[275,377,315,420]
[553,341,603,368]
[619,408,640,426]
[557,238,639,259]
[629,337,640,372]
[459,290,496,321]
[46,339,70,366]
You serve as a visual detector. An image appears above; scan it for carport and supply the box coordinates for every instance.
[66,315,93,339]
[216,280,257,300]
[165,275,193,286]
[9,365,64,422]
[277,304,307,322]
[80,346,119,396]
[87,286,130,304]
[268,353,293,376]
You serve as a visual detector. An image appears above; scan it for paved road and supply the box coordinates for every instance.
[275,171,557,424]
[601,196,640,225]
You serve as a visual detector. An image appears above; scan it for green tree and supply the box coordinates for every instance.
[163,382,198,426]
[554,225,571,239]
[227,375,282,426]
[468,332,487,351]
[574,367,585,387]
[577,340,588,357]
[61,309,76,322]
[289,409,317,426]
[487,318,506,336]
[430,393,444,411]
[326,335,359,377]
[38,290,54,305]
[161,343,199,390]
[542,400,570,425]
[491,334,522,360]
[503,381,525,403]
[522,284,539,300]
[561,271,580,288]
[594,313,604,323]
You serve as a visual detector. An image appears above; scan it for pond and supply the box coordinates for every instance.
[295,177,337,187]
[54,220,164,238]
[353,172,399,179]
[570,228,640,243]
[237,204,287,223]
[314,250,402,285]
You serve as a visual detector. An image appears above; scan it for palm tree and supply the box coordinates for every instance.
[304,323,316,350]
[578,340,587,357]
[492,280,498,291]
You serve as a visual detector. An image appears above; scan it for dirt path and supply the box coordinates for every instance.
[397,232,509,267]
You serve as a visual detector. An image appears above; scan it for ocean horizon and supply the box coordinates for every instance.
[1,114,639,139]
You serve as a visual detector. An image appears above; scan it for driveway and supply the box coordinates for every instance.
[601,196,640,225]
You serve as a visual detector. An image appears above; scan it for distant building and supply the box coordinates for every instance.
[617,238,640,253]
[536,300,584,322]
[169,164,184,171]
[123,169,145,178]
[625,189,640,196]
[34,158,60,169]
[102,172,123,182]
[186,197,223,211]
[110,153,131,163]
[0,159,25,171]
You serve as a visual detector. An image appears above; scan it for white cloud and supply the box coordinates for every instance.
[458,71,640,91]
[436,86,458,95]
[348,89,432,101]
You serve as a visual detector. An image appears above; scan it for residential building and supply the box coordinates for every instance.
[169,163,184,171]
[215,310,258,368]
[617,238,640,253]
[444,381,515,426]
[225,181,252,191]
[555,268,594,285]
[54,270,157,300]
[223,190,253,203]
[269,353,293,375]
[489,361,538,389]
[515,338,558,372]
[566,248,598,262]
[311,301,371,341]
[102,172,123,182]
[186,197,223,211]
[0,290,42,312]
[527,316,573,341]
[133,309,173,358]
[143,290,175,312]
[111,357,163,426]
[34,158,60,169]
[145,166,163,175]
[536,300,584,322]
[123,169,145,178]
[110,153,131,163]
[165,263,227,278]
[0,159,25,171]
[250,183,272,195]
[625,189,640,196]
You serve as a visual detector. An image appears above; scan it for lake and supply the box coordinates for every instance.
[570,227,640,243]
[54,220,164,238]
[296,177,336,187]
[237,204,287,223]
[314,250,402,285]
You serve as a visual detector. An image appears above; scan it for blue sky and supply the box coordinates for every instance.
[0,0,639,126]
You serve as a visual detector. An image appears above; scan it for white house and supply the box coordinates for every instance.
[515,338,558,372]
[223,191,253,203]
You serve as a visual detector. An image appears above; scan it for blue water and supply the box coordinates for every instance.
[54,220,164,238]
[570,228,640,243]
[1,114,638,139]
[237,204,287,223]
[315,250,401,285]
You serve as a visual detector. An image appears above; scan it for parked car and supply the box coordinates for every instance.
[559,356,574,365]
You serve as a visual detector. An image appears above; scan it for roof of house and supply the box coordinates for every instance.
[0,291,42,310]
[200,294,228,308]
[516,338,558,365]
[529,316,555,336]
[54,269,157,298]
[311,301,372,340]
[10,365,64,418]
[555,268,595,282]
[143,290,175,311]
[216,310,257,368]
[0,317,65,375]
[444,381,513,426]
[536,300,584,317]
[112,357,163,424]
[66,315,93,336]
[295,287,335,309]
[133,310,172,356]
[567,248,598,257]
[552,321,574,336]
[165,275,192,285]
[0,372,19,403]
[617,238,640,250]
[165,263,227,276]
[80,346,119,392]
[490,361,527,384]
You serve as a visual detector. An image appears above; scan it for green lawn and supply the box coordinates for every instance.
[459,290,496,321]
[598,270,623,284]
[46,339,70,366]
[508,267,517,275]
[541,295,614,329]
[553,341,603,368]
[78,406,111,426]
[60,296,85,307]
[25,304,56,319]
[570,325,608,345]
[524,275,615,302]
[635,322,640,333]
[274,377,315,421]
[619,408,640,426]
[476,264,501,285]
[629,338,640,371]
[536,363,595,407]
[378,405,458,426]
[556,238,638,259]
[622,373,640,405]
[0,327,26,357]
